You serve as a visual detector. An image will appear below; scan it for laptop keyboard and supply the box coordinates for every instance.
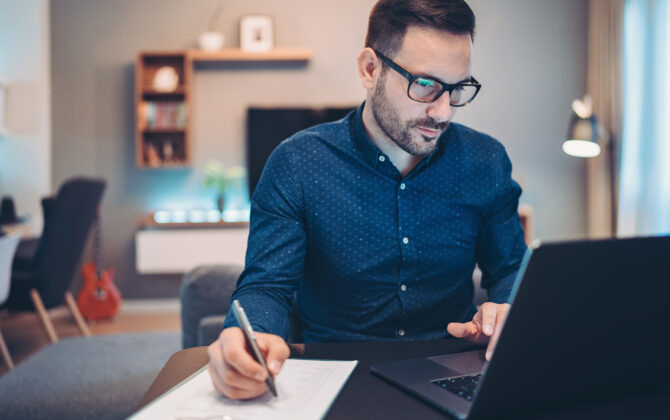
[432,373,482,401]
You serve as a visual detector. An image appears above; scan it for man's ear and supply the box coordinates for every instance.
[357,48,381,90]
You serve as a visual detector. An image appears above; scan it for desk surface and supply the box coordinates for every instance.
[138,339,670,420]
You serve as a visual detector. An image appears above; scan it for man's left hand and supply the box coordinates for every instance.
[447,302,510,361]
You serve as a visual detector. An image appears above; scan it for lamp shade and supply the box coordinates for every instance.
[563,113,602,158]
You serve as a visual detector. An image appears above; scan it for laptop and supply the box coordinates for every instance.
[371,236,670,419]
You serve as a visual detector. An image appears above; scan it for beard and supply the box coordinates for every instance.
[369,73,449,157]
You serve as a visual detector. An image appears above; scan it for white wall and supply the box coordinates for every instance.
[0,0,51,234]
[461,0,589,240]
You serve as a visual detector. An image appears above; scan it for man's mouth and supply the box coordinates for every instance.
[415,126,441,138]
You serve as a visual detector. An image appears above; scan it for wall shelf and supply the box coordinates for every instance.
[136,226,249,274]
[135,47,312,169]
[187,47,312,62]
[135,52,191,168]
[142,128,186,134]
[138,213,249,229]
[141,87,186,95]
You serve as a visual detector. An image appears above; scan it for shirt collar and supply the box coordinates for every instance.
[351,102,387,170]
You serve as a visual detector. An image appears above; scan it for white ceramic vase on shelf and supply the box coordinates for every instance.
[199,32,224,51]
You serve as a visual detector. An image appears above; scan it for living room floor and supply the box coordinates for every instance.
[0,308,180,377]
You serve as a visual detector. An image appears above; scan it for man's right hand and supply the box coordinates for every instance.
[207,327,290,400]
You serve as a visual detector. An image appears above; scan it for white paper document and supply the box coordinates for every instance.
[131,359,358,420]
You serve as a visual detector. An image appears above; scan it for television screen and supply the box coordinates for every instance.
[246,106,356,197]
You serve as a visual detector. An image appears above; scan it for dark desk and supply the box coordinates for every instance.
[138,340,670,420]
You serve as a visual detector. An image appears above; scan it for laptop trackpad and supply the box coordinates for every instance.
[428,349,486,375]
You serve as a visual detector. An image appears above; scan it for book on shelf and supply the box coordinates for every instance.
[139,101,187,130]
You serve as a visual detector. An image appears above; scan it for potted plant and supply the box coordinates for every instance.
[202,160,246,213]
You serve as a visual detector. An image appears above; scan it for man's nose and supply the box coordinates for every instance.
[426,92,453,123]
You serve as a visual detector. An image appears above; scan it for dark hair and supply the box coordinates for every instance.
[365,0,476,57]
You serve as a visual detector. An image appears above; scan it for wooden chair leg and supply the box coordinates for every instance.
[64,291,91,337]
[29,289,59,343]
[0,328,14,369]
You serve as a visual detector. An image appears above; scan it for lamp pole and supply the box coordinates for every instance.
[608,135,618,237]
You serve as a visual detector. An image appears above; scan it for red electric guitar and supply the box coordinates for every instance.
[77,212,122,320]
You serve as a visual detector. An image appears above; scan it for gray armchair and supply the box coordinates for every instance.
[180,264,242,349]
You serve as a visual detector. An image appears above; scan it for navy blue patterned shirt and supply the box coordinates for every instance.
[223,104,527,342]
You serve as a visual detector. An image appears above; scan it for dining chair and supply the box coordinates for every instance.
[0,232,21,369]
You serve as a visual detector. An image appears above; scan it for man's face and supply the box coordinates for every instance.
[369,26,473,157]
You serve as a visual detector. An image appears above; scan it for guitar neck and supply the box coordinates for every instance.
[94,213,103,278]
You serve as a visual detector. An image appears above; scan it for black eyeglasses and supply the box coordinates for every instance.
[374,50,481,107]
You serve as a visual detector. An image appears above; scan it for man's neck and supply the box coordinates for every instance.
[361,104,423,177]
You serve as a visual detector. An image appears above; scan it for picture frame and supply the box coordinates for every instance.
[239,15,274,53]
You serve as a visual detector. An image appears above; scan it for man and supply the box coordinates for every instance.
[208,0,527,400]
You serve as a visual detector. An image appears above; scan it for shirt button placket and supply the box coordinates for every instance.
[397,179,409,340]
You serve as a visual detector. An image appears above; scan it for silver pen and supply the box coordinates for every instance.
[231,299,278,397]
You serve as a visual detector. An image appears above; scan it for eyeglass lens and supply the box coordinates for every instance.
[409,77,477,105]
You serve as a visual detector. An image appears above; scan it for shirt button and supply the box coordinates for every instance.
[378,155,386,162]
[398,329,406,336]
[400,183,406,190]
[400,284,407,292]
[402,237,409,245]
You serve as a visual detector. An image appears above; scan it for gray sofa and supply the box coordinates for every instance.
[0,331,180,420]
[180,264,487,348]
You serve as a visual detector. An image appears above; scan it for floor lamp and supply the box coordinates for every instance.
[563,95,616,236]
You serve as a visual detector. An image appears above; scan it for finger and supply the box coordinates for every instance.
[225,385,269,401]
[208,364,226,395]
[485,304,510,361]
[222,328,267,382]
[208,337,263,391]
[207,338,228,384]
[209,365,268,400]
[480,303,498,336]
[223,359,271,391]
[259,335,290,375]
[447,321,478,338]
[471,308,482,327]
